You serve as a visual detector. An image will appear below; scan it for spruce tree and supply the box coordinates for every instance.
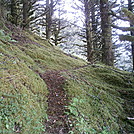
[128,0,134,71]
[10,0,18,25]
[100,0,114,66]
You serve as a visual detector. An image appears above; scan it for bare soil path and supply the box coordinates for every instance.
[40,71,69,134]
[39,65,134,134]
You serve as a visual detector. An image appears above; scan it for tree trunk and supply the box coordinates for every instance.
[0,1,3,19]
[84,0,93,62]
[46,0,53,40]
[91,0,97,33]
[11,0,17,25]
[91,0,100,61]
[128,0,134,71]
[100,0,114,66]
[22,0,29,29]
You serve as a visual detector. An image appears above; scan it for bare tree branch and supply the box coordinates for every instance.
[112,24,134,32]
[119,35,134,42]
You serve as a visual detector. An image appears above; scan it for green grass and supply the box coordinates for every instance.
[0,50,48,133]
[0,21,134,133]
[63,66,133,133]
[0,24,86,133]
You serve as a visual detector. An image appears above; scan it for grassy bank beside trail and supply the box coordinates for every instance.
[63,65,133,133]
[0,21,134,133]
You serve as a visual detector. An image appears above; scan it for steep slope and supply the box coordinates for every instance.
[62,65,134,134]
[0,21,134,134]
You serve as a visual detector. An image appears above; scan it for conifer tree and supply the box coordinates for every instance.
[0,0,4,19]
[45,0,53,39]
[22,0,39,29]
[128,0,134,71]
[10,0,18,25]
[84,0,93,62]
[51,2,67,46]
[100,0,114,66]
[116,1,134,71]
[22,0,29,28]
[75,0,101,63]
[45,0,61,40]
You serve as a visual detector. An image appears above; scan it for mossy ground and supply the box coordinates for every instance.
[0,21,134,133]
[62,66,133,133]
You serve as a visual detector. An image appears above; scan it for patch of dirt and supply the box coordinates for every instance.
[40,71,69,134]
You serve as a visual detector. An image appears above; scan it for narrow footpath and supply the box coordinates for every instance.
[39,66,134,134]
[40,71,69,134]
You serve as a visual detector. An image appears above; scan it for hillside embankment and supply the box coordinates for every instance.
[0,21,134,134]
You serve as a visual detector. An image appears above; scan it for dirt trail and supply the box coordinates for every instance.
[39,66,134,134]
[40,71,69,134]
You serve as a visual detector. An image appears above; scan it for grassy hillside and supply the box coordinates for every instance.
[0,21,134,134]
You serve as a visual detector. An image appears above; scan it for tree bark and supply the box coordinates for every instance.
[100,0,114,66]
[11,0,17,25]
[128,0,134,71]
[0,1,3,19]
[46,0,54,40]
[90,0,96,60]
[84,0,93,62]
[22,0,29,29]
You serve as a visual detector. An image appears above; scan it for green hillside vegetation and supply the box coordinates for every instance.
[0,21,134,134]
